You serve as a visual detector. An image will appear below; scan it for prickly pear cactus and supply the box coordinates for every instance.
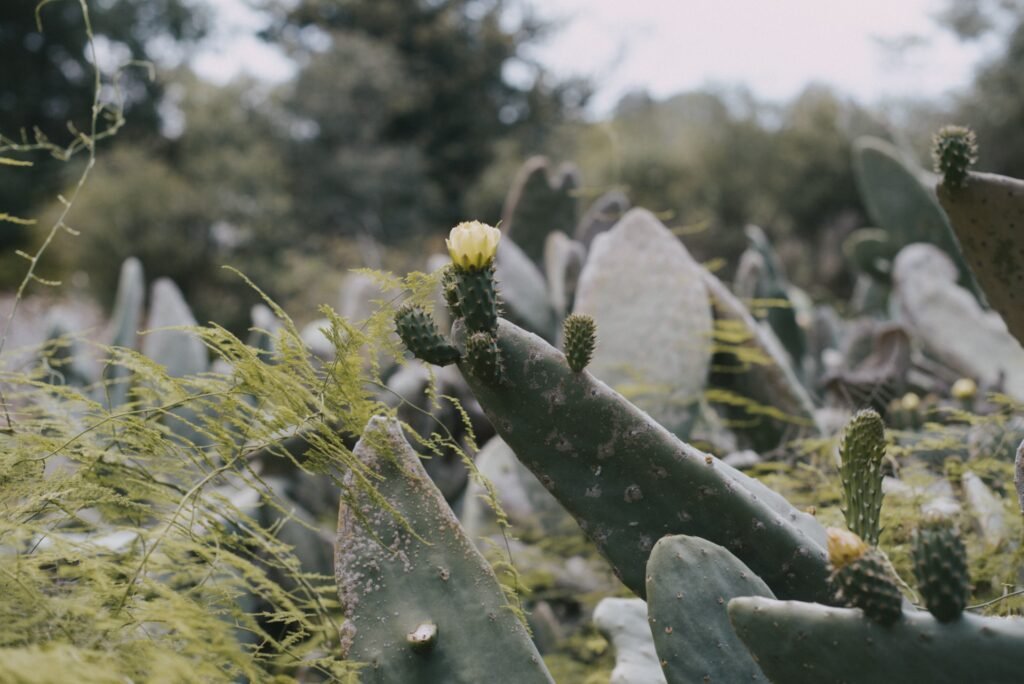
[141,278,207,378]
[830,547,903,626]
[575,189,629,248]
[502,156,580,266]
[593,598,666,684]
[562,313,596,373]
[495,238,557,339]
[932,125,978,189]
[729,596,1024,684]
[839,409,886,546]
[335,417,553,683]
[573,208,713,437]
[937,164,1024,348]
[645,535,771,683]
[394,304,461,367]
[542,231,586,318]
[912,515,969,623]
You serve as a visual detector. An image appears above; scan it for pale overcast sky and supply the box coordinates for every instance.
[193,0,999,114]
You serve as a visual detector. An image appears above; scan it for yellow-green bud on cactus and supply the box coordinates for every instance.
[827,527,869,569]
[830,547,903,626]
[933,125,978,189]
[465,331,503,384]
[839,409,887,546]
[912,515,969,622]
[951,377,976,403]
[562,313,596,372]
[441,265,461,318]
[446,221,501,272]
[394,304,461,367]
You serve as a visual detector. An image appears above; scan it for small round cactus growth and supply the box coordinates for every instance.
[465,331,503,384]
[562,313,596,372]
[394,304,461,367]
[912,515,969,622]
[932,125,978,189]
[827,528,902,626]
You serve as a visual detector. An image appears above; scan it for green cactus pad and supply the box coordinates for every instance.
[830,548,902,626]
[932,125,978,189]
[452,317,831,601]
[729,597,1024,683]
[645,535,771,683]
[839,409,886,545]
[562,313,596,372]
[395,304,461,367]
[336,417,553,683]
[452,264,499,334]
[441,265,461,319]
[912,516,969,622]
[937,170,1024,348]
[465,332,503,385]
[502,155,580,266]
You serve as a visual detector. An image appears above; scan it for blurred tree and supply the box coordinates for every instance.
[936,0,1024,177]
[51,75,298,330]
[0,0,207,281]
[262,0,587,238]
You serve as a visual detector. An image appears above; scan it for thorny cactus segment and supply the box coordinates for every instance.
[933,125,978,189]
[562,312,596,372]
[839,409,886,545]
[912,515,970,622]
[394,304,461,367]
[336,417,553,683]
[452,317,831,602]
[451,264,500,334]
[446,220,501,272]
[465,332,503,385]
[830,548,903,626]
[441,265,461,318]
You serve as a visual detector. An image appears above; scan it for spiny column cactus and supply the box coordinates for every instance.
[912,515,969,622]
[562,312,596,373]
[932,125,978,189]
[839,409,886,545]
[827,527,902,626]
[394,303,461,367]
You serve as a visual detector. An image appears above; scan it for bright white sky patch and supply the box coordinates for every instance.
[193,0,1000,114]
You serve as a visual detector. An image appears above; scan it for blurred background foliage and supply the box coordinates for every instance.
[3,0,1024,329]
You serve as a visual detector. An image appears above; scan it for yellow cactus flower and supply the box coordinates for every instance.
[446,221,501,271]
[951,378,977,401]
[900,392,921,411]
[827,527,868,569]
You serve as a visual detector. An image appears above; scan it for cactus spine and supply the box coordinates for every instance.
[912,515,969,622]
[839,409,886,545]
[562,312,596,372]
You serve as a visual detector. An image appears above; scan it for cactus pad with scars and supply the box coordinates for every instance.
[645,535,771,683]
[451,317,831,601]
[839,409,887,546]
[729,597,1024,683]
[394,304,461,367]
[335,417,553,683]
[937,168,1024,348]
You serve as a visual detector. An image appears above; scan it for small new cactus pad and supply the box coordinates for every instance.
[440,266,461,318]
[464,332,503,385]
[933,125,978,189]
[912,515,969,622]
[839,409,886,545]
[562,313,596,372]
[830,547,903,626]
[452,265,499,334]
[394,304,461,367]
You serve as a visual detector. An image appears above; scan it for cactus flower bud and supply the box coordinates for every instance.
[827,527,868,569]
[446,221,501,272]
